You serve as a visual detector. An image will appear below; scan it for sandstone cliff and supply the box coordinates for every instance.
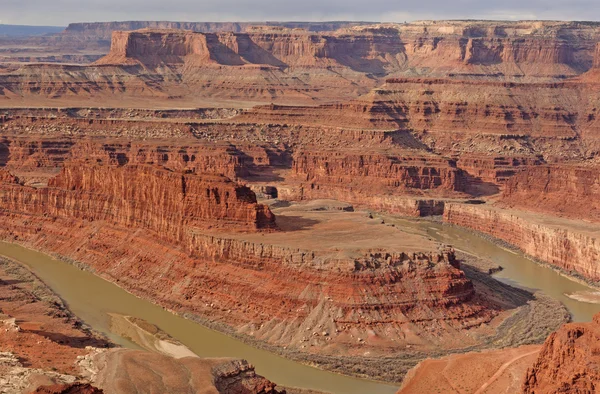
[3,20,600,105]
[0,164,503,376]
[1,163,276,234]
[444,203,600,282]
[522,313,600,393]
[501,164,600,221]
[93,24,600,78]
[291,151,464,192]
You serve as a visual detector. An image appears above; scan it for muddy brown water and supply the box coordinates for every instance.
[1,217,599,394]
[388,218,600,322]
[0,241,398,394]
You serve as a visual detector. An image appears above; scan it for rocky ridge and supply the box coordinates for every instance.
[523,313,600,393]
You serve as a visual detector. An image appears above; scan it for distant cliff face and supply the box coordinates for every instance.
[63,21,375,38]
[2,21,600,105]
[501,165,600,221]
[92,23,600,79]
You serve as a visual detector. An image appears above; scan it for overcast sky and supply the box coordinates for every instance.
[3,0,600,26]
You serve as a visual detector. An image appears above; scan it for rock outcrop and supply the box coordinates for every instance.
[522,313,600,393]
[0,164,504,370]
[501,164,600,221]
[3,21,600,105]
[2,162,275,233]
[291,150,464,192]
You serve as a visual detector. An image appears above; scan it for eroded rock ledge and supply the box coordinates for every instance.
[0,163,513,381]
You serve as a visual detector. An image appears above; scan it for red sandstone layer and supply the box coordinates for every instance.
[501,164,600,221]
[522,313,600,393]
[1,164,275,234]
[0,164,501,362]
[444,203,600,282]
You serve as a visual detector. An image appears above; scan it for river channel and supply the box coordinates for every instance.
[1,217,599,394]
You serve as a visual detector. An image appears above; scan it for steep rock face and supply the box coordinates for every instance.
[93,24,600,78]
[4,21,600,105]
[0,163,275,234]
[522,313,600,393]
[0,135,251,181]
[444,203,600,282]
[235,77,599,164]
[94,28,406,71]
[501,164,600,221]
[379,78,582,138]
[31,383,103,394]
[66,140,248,179]
[457,154,544,184]
[580,42,600,82]
[97,30,238,67]
[54,163,276,231]
[292,151,464,192]
[0,137,74,171]
[0,169,19,184]
[277,185,446,217]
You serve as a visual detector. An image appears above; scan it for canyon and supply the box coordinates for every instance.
[0,18,600,394]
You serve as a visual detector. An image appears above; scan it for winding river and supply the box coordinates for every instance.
[1,217,600,394]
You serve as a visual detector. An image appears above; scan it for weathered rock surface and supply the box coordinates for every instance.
[0,255,111,393]
[58,20,600,81]
[0,165,507,366]
[522,313,600,394]
[501,164,600,221]
[399,345,542,394]
[2,162,276,233]
[2,21,600,105]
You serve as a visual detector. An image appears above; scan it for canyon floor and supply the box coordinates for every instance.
[1,18,600,394]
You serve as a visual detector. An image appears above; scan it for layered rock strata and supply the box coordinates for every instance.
[1,163,275,233]
[444,203,600,282]
[0,164,499,363]
[70,21,600,80]
[501,164,600,221]
[3,21,600,105]
[291,151,464,192]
